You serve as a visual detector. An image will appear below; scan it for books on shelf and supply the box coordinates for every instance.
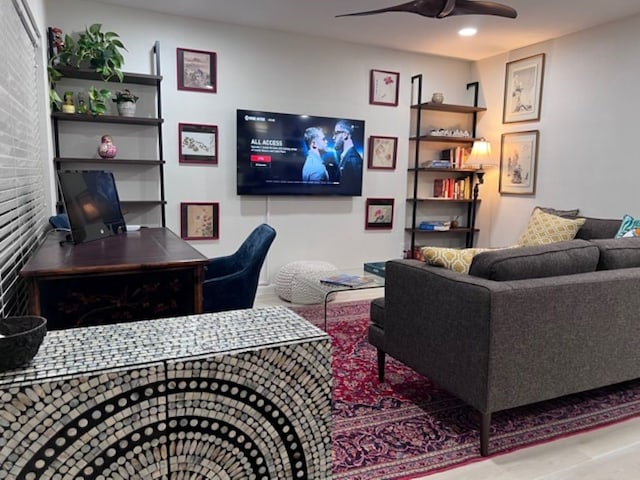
[320,274,375,288]
[363,261,385,278]
[433,176,472,199]
[418,221,450,231]
[440,146,471,168]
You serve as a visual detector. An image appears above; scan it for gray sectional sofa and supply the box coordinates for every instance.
[369,217,640,455]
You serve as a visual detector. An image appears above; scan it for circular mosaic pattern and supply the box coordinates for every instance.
[1,336,332,479]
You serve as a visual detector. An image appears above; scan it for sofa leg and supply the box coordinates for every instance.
[377,349,385,382]
[480,412,491,456]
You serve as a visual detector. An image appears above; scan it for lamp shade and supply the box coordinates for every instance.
[465,139,495,169]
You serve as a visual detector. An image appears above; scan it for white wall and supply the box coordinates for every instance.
[42,2,640,289]
[44,0,476,285]
[474,14,640,246]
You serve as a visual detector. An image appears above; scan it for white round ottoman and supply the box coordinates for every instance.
[275,260,337,304]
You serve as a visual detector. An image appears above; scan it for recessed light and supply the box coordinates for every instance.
[458,27,477,37]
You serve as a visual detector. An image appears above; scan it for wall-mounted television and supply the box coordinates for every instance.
[57,170,127,244]
[237,109,365,196]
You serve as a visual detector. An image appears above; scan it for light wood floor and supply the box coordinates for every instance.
[255,289,640,480]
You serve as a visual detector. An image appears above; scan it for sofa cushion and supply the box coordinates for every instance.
[469,239,599,281]
[537,206,580,218]
[517,208,586,246]
[591,237,640,270]
[615,214,640,238]
[422,246,494,273]
[575,217,622,240]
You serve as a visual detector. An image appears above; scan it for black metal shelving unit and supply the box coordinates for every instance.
[407,75,486,256]
[51,41,166,227]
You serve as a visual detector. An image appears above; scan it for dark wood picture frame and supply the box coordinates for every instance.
[180,202,219,240]
[369,69,400,106]
[499,130,539,195]
[179,123,218,164]
[365,198,394,230]
[177,47,217,93]
[503,53,545,123]
[368,135,398,170]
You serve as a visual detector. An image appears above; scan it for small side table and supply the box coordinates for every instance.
[295,269,385,329]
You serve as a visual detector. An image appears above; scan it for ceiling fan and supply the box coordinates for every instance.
[336,0,517,19]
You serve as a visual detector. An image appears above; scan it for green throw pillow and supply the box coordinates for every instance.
[615,214,640,238]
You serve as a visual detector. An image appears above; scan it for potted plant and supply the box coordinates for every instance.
[60,24,127,81]
[88,86,111,116]
[113,89,139,117]
[48,24,127,111]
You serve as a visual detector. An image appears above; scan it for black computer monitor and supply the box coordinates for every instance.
[57,170,127,244]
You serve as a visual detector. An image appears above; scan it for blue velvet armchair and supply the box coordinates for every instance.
[202,223,277,313]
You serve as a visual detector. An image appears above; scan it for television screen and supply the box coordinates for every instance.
[57,170,127,244]
[237,109,365,196]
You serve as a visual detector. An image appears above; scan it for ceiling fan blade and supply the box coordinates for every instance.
[336,0,446,18]
[448,0,517,18]
[336,0,517,19]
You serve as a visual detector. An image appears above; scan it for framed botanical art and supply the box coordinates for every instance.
[368,135,398,170]
[180,202,219,240]
[177,47,217,93]
[503,53,545,123]
[179,123,218,164]
[369,69,400,106]
[499,130,539,195]
[365,198,394,230]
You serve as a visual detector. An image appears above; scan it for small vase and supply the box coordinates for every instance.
[98,135,117,159]
[431,92,444,104]
[117,101,136,117]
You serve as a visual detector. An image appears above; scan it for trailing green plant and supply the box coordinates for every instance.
[88,86,112,115]
[47,24,127,111]
[113,89,138,104]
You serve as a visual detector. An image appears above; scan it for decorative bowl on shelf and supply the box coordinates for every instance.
[0,316,47,372]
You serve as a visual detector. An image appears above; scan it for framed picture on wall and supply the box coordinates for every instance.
[502,53,545,123]
[368,135,398,170]
[369,69,400,106]
[177,47,217,93]
[365,198,394,230]
[179,123,218,164]
[499,130,539,195]
[180,202,219,240]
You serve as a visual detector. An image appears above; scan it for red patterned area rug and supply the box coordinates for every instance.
[289,300,640,480]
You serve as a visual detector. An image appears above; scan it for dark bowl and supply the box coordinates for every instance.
[0,316,47,372]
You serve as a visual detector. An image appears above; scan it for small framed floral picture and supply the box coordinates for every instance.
[179,123,218,164]
[368,135,398,170]
[365,198,394,230]
[369,69,400,106]
[180,202,219,240]
[177,47,216,92]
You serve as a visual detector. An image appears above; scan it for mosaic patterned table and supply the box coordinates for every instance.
[0,306,332,480]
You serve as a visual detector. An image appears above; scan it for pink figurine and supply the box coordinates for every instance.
[98,135,117,159]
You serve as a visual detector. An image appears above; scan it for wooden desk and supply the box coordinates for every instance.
[20,227,208,330]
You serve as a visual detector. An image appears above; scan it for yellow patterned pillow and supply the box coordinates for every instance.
[517,208,586,247]
[421,247,493,273]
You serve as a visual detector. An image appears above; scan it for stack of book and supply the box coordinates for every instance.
[418,221,450,231]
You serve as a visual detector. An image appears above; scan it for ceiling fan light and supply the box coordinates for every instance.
[458,27,477,37]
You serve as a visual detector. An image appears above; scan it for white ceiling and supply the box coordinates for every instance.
[96,0,640,60]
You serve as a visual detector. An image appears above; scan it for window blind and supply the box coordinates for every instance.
[0,0,48,318]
